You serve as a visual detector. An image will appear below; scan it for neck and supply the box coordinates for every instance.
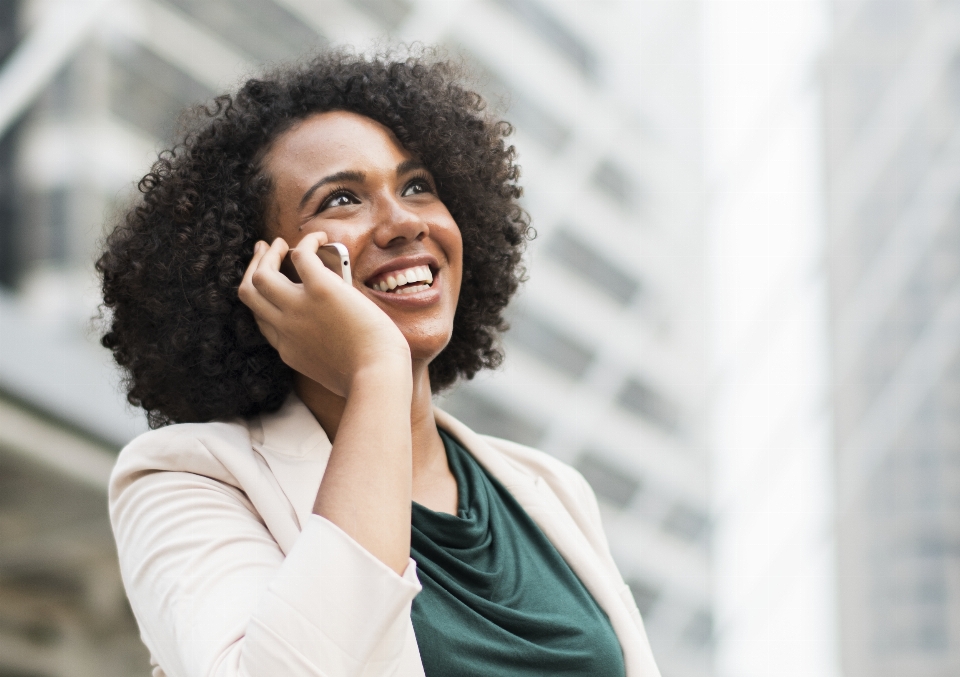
[294,358,444,479]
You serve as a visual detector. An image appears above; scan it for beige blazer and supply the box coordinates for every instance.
[110,394,661,677]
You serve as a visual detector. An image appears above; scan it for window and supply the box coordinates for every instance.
[0,1,17,60]
[491,0,598,80]
[575,451,641,508]
[456,48,571,153]
[616,377,681,434]
[440,389,545,447]
[683,609,713,648]
[45,65,73,116]
[507,91,572,152]
[22,188,71,268]
[44,189,70,264]
[168,0,325,64]
[946,51,960,110]
[109,43,213,141]
[625,577,661,618]
[662,503,710,545]
[348,0,413,31]
[591,159,638,210]
[509,312,595,379]
[544,228,641,305]
[0,120,19,286]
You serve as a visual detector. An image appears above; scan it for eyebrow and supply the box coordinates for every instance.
[396,159,428,176]
[298,160,431,212]
[298,170,366,211]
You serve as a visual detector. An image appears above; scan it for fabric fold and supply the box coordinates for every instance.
[410,431,625,677]
[244,516,421,676]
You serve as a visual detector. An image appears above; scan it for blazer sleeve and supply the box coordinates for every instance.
[110,464,422,677]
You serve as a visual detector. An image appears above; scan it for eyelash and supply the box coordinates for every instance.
[406,173,433,192]
[316,174,434,213]
[401,174,435,198]
[318,185,353,211]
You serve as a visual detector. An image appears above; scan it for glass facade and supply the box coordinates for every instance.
[824,1,960,675]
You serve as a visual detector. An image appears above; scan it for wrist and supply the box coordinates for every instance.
[348,353,412,397]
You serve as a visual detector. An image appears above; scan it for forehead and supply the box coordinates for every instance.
[263,111,412,184]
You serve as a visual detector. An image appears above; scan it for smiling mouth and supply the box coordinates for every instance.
[366,265,436,295]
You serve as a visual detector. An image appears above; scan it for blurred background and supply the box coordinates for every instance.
[0,0,956,676]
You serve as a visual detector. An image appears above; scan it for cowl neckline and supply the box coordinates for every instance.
[409,430,626,677]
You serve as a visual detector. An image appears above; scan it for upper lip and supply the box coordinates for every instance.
[364,254,440,286]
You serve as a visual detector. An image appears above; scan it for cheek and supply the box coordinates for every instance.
[294,222,362,253]
[451,241,464,298]
[443,222,464,281]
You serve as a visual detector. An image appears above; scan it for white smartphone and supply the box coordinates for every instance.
[281,243,351,284]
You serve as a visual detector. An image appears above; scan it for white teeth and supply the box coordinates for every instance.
[371,265,435,293]
[396,284,430,295]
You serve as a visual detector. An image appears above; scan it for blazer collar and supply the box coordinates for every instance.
[250,393,332,533]
[250,394,649,677]
[250,394,546,532]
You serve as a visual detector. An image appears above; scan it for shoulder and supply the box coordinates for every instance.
[436,408,623,585]
[434,407,599,530]
[110,418,255,502]
[477,435,627,593]
[478,435,606,545]
[480,434,594,503]
[122,418,252,455]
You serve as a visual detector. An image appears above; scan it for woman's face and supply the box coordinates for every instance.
[262,111,463,365]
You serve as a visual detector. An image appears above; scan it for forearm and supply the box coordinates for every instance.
[312,358,413,574]
[111,467,421,677]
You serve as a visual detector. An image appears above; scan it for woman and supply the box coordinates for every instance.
[99,51,660,677]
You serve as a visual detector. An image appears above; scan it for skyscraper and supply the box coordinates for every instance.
[431,3,712,675]
[823,1,960,675]
[0,2,709,675]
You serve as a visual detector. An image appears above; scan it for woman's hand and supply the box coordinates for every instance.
[240,233,415,574]
[239,233,411,396]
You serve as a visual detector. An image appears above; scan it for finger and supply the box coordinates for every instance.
[283,232,327,285]
[251,238,300,308]
[241,240,268,288]
[258,237,291,273]
[292,233,344,289]
[239,241,282,316]
[240,279,284,326]
[295,230,330,252]
[253,316,281,349]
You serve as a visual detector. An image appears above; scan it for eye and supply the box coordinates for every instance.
[401,176,434,197]
[319,188,359,212]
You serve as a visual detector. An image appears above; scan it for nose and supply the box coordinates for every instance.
[372,193,428,248]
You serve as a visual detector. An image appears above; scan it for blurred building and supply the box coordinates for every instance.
[823,0,960,675]
[703,1,839,675]
[0,1,709,676]
[432,3,712,675]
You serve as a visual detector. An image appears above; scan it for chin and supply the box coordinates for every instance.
[402,327,453,364]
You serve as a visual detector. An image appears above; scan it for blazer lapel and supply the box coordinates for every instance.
[250,395,332,550]
[248,397,655,676]
[434,407,655,677]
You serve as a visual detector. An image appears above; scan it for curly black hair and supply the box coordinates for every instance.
[97,50,531,428]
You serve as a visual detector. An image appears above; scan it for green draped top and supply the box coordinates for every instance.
[410,430,626,677]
